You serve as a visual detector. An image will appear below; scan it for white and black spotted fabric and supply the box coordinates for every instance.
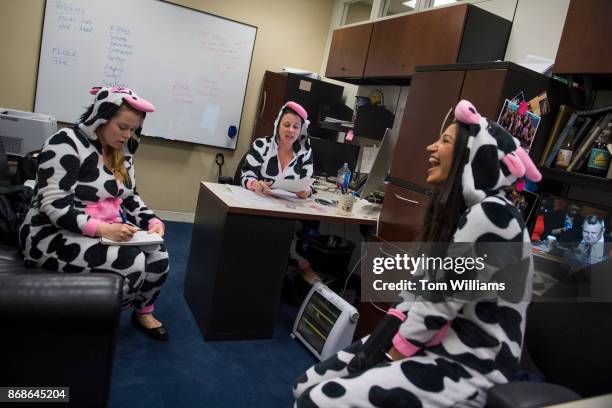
[240,102,313,188]
[292,100,541,407]
[19,87,168,310]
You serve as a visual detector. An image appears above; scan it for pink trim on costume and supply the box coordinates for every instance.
[148,218,164,232]
[83,218,101,237]
[90,86,102,95]
[84,197,123,223]
[392,333,421,358]
[136,305,154,314]
[454,100,481,125]
[285,101,308,122]
[387,308,407,322]
[425,322,451,346]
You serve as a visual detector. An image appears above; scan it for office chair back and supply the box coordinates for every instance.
[232,152,248,186]
[0,139,10,183]
[524,300,612,397]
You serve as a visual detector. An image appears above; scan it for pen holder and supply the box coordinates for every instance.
[337,193,355,215]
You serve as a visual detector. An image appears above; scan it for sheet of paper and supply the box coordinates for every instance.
[101,230,164,246]
[224,185,280,206]
[360,146,379,174]
[271,177,314,193]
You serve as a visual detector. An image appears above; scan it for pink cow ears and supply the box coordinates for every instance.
[454,100,482,125]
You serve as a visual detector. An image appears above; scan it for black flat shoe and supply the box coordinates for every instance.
[131,312,169,342]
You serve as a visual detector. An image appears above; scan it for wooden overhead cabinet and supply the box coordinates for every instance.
[325,23,373,78]
[554,0,612,75]
[326,4,511,83]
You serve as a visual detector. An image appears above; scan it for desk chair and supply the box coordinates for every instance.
[486,301,612,407]
[218,152,247,186]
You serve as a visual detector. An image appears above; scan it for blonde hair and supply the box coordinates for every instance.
[102,103,144,187]
[105,146,130,187]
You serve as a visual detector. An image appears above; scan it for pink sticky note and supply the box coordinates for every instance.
[518,101,529,115]
[346,130,354,141]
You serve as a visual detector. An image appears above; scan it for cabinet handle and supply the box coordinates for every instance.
[394,193,419,205]
[259,91,267,119]
[341,67,347,71]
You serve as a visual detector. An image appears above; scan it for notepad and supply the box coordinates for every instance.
[271,178,314,193]
[100,230,164,246]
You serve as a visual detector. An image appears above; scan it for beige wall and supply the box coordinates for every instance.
[0,0,335,213]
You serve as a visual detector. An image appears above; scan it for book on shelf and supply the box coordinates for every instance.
[540,105,575,166]
[544,111,579,167]
[566,112,612,172]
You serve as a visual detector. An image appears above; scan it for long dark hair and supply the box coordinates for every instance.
[420,121,471,243]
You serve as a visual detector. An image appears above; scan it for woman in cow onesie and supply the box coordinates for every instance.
[292,100,541,407]
[20,86,170,341]
[240,101,313,198]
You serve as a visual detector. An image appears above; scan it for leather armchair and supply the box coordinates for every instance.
[0,272,122,408]
[486,300,612,408]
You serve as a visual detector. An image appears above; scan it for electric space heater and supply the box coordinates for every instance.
[292,282,359,360]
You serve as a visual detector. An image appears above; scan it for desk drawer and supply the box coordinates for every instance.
[379,184,430,242]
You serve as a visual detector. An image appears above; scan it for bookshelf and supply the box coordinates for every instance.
[539,167,612,193]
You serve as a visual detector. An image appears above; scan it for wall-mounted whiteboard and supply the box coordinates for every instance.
[35,0,257,149]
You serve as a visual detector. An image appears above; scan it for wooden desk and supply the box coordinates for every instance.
[184,182,380,341]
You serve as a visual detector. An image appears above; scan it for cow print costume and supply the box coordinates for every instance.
[292,100,542,407]
[19,86,169,311]
[240,101,313,190]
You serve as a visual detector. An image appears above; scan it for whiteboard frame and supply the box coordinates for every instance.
[34,0,258,151]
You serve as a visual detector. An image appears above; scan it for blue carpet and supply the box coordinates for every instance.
[108,221,317,407]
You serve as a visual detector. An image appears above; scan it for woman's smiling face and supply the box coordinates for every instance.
[426,123,457,185]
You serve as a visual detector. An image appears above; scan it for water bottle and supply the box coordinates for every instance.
[336,163,351,194]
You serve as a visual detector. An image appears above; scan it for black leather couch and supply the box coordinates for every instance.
[0,267,122,408]
[486,287,612,407]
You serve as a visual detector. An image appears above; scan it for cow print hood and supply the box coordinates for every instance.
[454,100,542,208]
[77,86,155,155]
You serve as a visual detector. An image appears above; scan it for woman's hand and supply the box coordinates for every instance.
[296,190,311,199]
[96,222,139,242]
[148,223,165,238]
[252,180,273,195]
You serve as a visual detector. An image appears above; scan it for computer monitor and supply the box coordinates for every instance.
[358,127,398,199]
[310,137,360,178]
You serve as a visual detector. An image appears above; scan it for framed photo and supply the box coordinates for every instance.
[509,188,539,225]
[497,99,542,152]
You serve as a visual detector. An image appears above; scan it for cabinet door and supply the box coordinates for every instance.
[459,69,508,119]
[378,184,431,242]
[554,0,612,74]
[325,24,373,78]
[364,5,467,77]
[390,70,465,187]
[251,71,286,141]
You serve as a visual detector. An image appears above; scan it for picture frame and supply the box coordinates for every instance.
[497,99,542,152]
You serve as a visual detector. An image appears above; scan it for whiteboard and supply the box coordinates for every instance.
[35,0,257,149]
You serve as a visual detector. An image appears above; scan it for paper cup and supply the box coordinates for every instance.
[337,194,355,214]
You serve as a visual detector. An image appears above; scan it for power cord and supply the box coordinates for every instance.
[342,253,366,296]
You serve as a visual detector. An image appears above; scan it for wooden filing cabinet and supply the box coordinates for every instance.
[378,184,431,242]
[252,71,343,141]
